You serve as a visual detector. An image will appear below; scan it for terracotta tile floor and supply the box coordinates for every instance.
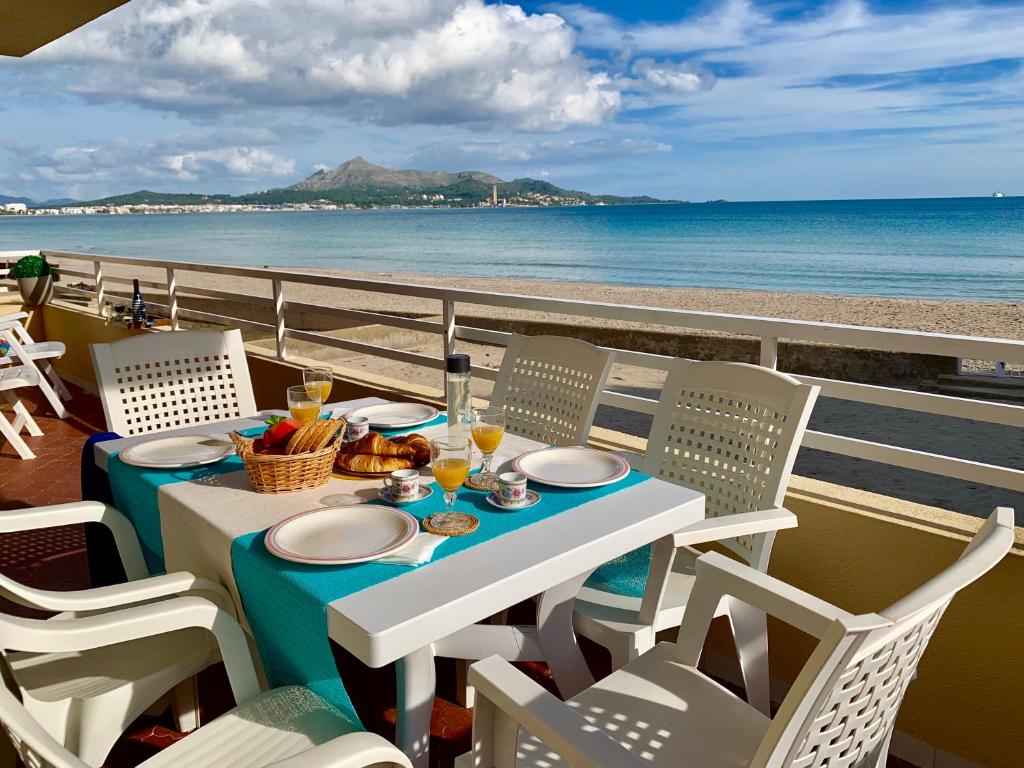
[0,384,918,768]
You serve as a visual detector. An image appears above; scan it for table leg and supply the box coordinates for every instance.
[396,644,435,768]
[536,569,597,699]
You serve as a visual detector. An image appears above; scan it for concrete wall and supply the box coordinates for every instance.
[36,302,1021,767]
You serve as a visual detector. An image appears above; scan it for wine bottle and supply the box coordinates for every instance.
[130,278,147,329]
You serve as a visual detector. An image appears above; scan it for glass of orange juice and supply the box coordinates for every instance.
[303,366,333,412]
[466,406,505,490]
[287,384,321,425]
[430,436,472,526]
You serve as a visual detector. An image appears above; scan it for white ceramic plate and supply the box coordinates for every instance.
[512,446,630,488]
[120,435,235,469]
[265,505,419,565]
[344,402,439,429]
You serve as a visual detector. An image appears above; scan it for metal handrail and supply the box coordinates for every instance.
[39,249,1024,495]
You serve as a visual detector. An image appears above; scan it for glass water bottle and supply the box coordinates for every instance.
[446,354,472,438]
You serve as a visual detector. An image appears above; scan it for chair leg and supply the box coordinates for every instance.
[0,409,35,460]
[34,373,68,419]
[609,641,642,671]
[170,677,201,732]
[456,659,476,709]
[727,598,771,716]
[4,390,43,437]
[41,361,72,401]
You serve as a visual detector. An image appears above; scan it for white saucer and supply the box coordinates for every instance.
[486,489,541,511]
[344,402,440,429]
[378,486,434,505]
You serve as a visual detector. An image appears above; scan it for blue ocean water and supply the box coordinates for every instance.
[1,197,1021,301]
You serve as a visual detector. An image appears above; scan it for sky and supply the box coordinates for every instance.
[0,0,1022,202]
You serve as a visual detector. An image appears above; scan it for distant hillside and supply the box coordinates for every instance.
[0,194,77,207]
[291,156,502,192]
[79,190,236,207]
[73,157,679,208]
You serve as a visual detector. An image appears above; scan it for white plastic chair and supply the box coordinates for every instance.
[0,311,71,402]
[491,334,615,446]
[90,329,257,436]
[0,592,413,768]
[465,507,1014,768]
[573,360,819,714]
[0,501,233,765]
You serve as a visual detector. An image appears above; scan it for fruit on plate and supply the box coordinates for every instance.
[264,417,302,448]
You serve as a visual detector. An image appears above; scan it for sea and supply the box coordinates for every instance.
[1,197,1022,301]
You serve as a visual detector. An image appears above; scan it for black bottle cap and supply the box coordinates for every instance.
[446,354,470,374]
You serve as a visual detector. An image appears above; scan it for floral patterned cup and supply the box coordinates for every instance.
[497,472,529,508]
[345,416,370,442]
[385,468,421,501]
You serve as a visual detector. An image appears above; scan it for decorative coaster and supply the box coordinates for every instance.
[423,512,480,537]
[464,472,499,492]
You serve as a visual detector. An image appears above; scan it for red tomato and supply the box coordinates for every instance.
[253,437,267,454]
[264,418,301,447]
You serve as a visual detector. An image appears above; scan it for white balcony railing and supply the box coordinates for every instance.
[41,248,1024,496]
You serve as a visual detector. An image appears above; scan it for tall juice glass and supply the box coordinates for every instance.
[303,366,333,410]
[430,436,472,530]
[287,384,321,425]
[466,406,505,490]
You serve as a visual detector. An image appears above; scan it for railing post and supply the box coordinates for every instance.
[442,298,456,358]
[759,336,778,369]
[165,267,180,330]
[273,279,287,360]
[93,260,104,315]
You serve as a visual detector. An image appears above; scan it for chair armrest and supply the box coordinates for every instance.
[672,507,798,547]
[3,595,261,705]
[0,311,29,328]
[469,656,647,768]
[267,732,412,768]
[675,552,853,666]
[0,501,148,581]
[4,571,233,614]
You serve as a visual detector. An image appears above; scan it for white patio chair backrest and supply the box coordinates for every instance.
[90,329,257,436]
[755,508,1014,768]
[640,360,819,567]
[490,334,615,446]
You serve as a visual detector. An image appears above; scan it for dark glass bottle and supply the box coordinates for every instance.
[130,279,147,329]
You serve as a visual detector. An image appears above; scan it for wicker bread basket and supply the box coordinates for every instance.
[230,419,345,493]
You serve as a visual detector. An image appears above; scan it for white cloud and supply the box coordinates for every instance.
[22,0,644,131]
[8,132,295,190]
[409,136,672,167]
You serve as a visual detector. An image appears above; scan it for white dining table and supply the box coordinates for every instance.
[93,397,705,768]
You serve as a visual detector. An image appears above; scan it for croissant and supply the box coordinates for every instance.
[337,432,416,459]
[335,453,415,473]
[391,434,430,466]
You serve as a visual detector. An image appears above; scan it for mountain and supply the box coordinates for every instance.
[71,157,679,208]
[291,156,502,192]
[0,195,34,206]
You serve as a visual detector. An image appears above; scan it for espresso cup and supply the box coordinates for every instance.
[497,471,529,508]
[345,415,370,442]
[386,468,421,501]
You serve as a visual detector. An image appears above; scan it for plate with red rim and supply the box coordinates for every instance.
[265,505,419,565]
[343,402,440,429]
[511,446,630,488]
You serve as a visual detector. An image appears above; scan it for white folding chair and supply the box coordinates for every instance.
[90,329,257,436]
[465,507,1014,768]
[0,588,412,768]
[0,328,70,460]
[572,360,819,714]
[0,501,235,766]
[491,334,615,446]
[0,311,71,402]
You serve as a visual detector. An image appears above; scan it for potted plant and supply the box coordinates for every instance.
[10,254,54,305]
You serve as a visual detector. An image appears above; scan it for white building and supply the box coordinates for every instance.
[2,202,28,213]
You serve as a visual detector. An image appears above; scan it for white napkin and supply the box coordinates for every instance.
[375,532,447,566]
